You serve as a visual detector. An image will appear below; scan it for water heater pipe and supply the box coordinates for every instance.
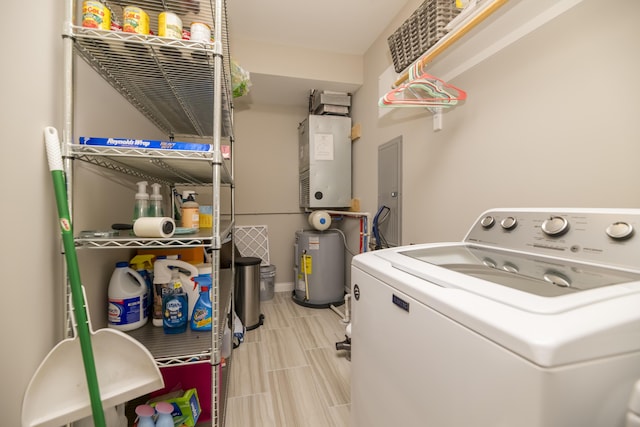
[308,210,369,326]
[319,210,372,253]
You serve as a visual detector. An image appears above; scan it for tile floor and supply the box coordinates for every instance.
[225,292,351,427]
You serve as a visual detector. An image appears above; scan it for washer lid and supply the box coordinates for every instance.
[401,245,638,297]
[378,243,640,314]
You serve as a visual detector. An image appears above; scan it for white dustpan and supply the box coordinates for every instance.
[22,127,164,427]
[22,288,164,427]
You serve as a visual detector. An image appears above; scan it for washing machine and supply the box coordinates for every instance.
[351,208,640,427]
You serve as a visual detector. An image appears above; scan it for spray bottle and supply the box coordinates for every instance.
[133,181,149,222]
[191,266,213,331]
[152,258,199,326]
[149,183,164,217]
[181,190,199,229]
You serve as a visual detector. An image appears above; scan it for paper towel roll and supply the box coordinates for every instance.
[308,210,331,231]
[133,217,176,238]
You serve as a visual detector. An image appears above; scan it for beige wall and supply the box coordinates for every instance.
[4,2,64,425]
[7,0,639,424]
[233,37,363,84]
[4,1,167,425]
[353,0,640,244]
[232,103,309,288]
[230,0,640,292]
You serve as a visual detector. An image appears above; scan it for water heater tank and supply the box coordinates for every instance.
[293,230,345,307]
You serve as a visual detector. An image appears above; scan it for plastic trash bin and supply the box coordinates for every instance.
[260,265,276,301]
[234,257,263,330]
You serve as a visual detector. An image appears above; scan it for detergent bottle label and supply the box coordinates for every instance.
[191,307,212,329]
[162,293,188,334]
[108,296,142,326]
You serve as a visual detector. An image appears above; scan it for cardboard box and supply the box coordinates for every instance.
[79,136,212,151]
[150,388,201,426]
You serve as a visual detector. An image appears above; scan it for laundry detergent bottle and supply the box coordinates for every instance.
[108,261,148,331]
[162,268,188,334]
[129,254,155,319]
[152,258,198,327]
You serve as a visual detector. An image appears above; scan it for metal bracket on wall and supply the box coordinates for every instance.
[431,107,443,132]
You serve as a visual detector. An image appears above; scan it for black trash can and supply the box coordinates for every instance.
[234,257,264,330]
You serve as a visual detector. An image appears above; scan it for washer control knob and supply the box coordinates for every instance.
[500,216,517,230]
[543,271,571,288]
[541,216,569,236]
[606,221,634,240]
[480,215,495,228]
[482,258,497,269]
[502,262,519,273]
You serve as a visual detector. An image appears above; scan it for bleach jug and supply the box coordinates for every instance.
[152,258,199,326]
[108,261,148,331]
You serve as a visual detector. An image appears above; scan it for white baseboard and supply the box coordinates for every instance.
[274,281,294,293]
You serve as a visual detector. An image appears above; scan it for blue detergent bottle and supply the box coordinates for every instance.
[190,274,212,331]
[162,268,188,334]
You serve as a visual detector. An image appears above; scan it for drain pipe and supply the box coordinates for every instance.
[315,210,368,325]
[330,293,351,324]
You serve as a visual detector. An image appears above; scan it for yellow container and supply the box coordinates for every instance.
[199,205,213,228]
[199,214,212,228]
[123,6,149,35]
[138,248,204,265]
[82,1,111,30]
[158,11,182,39]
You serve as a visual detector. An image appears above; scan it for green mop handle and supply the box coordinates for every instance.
[44,127,107,427]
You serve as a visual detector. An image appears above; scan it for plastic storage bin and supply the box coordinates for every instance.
[260,264,276,301]
[234,257,264,330]
[387,0,461,72]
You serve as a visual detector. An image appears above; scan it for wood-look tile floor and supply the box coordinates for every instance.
[225,292,351,427]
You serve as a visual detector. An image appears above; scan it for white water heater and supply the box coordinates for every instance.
[298,115,352,209]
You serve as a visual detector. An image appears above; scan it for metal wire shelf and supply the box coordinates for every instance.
[74,222,232,248]
[125,268,233,367]
[69,26,233,138]
[68,143,232,186]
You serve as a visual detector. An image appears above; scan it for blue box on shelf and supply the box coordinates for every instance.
[79,137,213,152]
